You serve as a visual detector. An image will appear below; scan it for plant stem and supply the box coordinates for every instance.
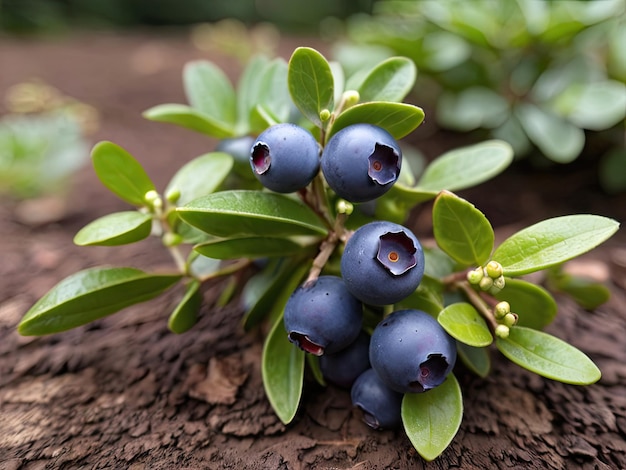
[455,281,498,331]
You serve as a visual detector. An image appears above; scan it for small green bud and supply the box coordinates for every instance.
[162,232,183,247]
[320,109,331,121]
[486,260,503,278]
[479,276,493,291]
[342,90,360,109]
[144,190,160,204]
[495,324,510,339]
[467,267,484,285]
[503,312,518,327]
[493,275,506,290]
[336,199,354,215]
[165,188,181,204]
[488,285,502,296]
[494,301,510,319]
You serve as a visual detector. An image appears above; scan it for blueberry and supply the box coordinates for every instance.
[321,124,401,203]
[340,221,424,306]
[250,123,320,193]
[351,368,403,430]
[284,275,363,355]
[319,331,370,388]
[369,309,457,394]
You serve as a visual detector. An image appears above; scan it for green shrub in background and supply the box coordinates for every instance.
[336,0,626,191]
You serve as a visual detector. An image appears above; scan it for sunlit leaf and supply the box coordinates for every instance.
[493,215,620,276]
[438,302,493,347]
[183,60,236,126]
[74,211,152,246]
[288,47,334,127]
[433,191,494,266]
[178,190,328,238]
[357,57,417,103]
[402,374,463,461]
[91,141,155,206]
[18,267,181,336]
[142,104,235,138]
[496,326,601,385]
[262,315,305,424]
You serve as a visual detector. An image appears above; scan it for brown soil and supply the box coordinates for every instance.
[1,31,625,470]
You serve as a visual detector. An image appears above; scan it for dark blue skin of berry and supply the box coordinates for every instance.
[283,276,363,356]
[351,368,403,430]
[340,221,424,306]
[369,309,457,394]
[319,331,370,388]
[250,123,320,193]
[321,124,402,203]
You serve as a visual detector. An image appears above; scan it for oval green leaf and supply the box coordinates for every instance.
[195,236,315,260]
[142,104,235,138]
[438,302,493,347]
[288,47,334,127]
[328,102,425,141]
[417,140,514,192]
[493,278,557,329]
[357,57,417,103]
[433,191,494,266]
[183,60,236,126]
[401,373,463,462]
[492,215,620,276]
[456,342,491,378]
[496,326,601,385]
[18,267,182,336]
[236,55,271,133]
[262,315,305,424]
[177,190,328,238]
[547,272,611,311]
[165,152,234,206]
[516,103,585,163]
[73,211,152,246]
[91,141,156,206]
[168,280,202,334]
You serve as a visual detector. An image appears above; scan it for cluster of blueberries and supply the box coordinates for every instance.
[246,122,457,429]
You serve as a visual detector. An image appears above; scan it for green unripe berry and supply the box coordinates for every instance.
[486,260,503,279]
[336,199,354,215]
[165,188,181,204]
[479,276,493,291]
[503,312,518,327]
[493,275,506,290]
[495,324,510,339]
[488,285,502,296]
[494,301,510,319]
[467,267,484,285]
[320,109,331,122]
[163,232,183,247]
[342,90,360,109]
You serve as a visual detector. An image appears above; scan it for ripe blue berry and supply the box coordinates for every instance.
[351,368,403,430]
[340,221,424,306]
[250,123,320,193]
[369,309,457,394]
[321,124,401,203]
[283,276,363,356]
[319,331,370,388]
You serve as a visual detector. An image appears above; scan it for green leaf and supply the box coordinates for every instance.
[402,374,463,462]
[142,104,235,138]
[165,152,234,206]
[178,190,328,238]
[256,58,292,125]
[357,57,417,103]
[194,236,314,260]
[417,140,514,192]
[288,47,334,127]
[437,87,509,131]
[433,191,494,266]
[456,342,490,378]
[516,103,585,163]
[91,141,156,206]
[397,275,444,317]
[547,270,611,311]
[493,215,620,276]
[183,60,236,126]
[168,280,202,334]
[496,326,601,385]
[493,278,557,329]
[73,211,152,246]
[328,102,424,141]
[236,55,270,133]
[262,315,305,424]
[438,303,493,347]
[18,267,182,336]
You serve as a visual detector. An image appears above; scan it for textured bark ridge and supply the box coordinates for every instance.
[1,33,625,469]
